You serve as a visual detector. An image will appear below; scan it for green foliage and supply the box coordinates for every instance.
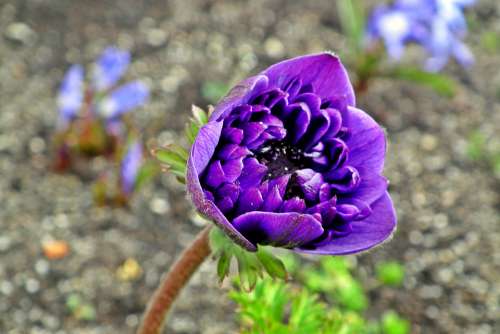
[135,160,160,189]
[66,293,96,321]
[201,81,229,103]
[153,104,211,183]
[376,261,405,287]
[337,0,365,53]
[210,227,287,291]
[466,130,487,161]
[231,278,336,334]
[153,144,188,179]
[382,311,410,334]
[231,254,411,334]
[303,257,368,312]
[185,104,210,144]
[480,31,500,53]
[466,130,500,178]
[386,66,457,97]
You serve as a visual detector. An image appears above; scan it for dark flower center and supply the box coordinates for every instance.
[254,141,307,181]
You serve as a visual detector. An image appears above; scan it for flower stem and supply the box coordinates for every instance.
[137,225,212,334]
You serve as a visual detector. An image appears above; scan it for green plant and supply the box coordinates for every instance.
[302,257,368,312]
[382,311,410,334]
[230,255,412,333]
[376,261,405,287]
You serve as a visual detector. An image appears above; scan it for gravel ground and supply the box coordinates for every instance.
[0,0,499,333]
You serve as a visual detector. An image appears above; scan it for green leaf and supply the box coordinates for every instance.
[337,0,365,52]
[382,311,410,334]
[77,304,96,321]
[376,261,405,287]
[386,66,457,97]
[66,294,82,312]
[466,130,487,161]
[257,248,288,280]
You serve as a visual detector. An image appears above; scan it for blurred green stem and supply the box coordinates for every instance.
[137,225,212,334]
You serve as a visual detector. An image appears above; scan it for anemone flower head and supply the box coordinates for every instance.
[187,53,396,254]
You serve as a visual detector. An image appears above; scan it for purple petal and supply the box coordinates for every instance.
[232,212,324,248]
[186,123,256,251]
[57,64,84,126]
[93,46,131,91]
[98,81,149,119]
[345,171,388,206]
[297,192,396,255]
[236,187,264,215]
[189,121,223,175]
[262,185,284,212]
[210,75,269,122]
[262,52,355,107]
[238,157,268,188]
[121,141,143,194]
[343,107,386,174]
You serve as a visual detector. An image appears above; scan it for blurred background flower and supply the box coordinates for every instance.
[366,0,476,71]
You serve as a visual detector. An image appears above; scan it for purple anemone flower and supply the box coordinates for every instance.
[187,53,396,254]
[121,141,143,195]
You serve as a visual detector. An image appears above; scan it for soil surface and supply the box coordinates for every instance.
[0,0,498,333]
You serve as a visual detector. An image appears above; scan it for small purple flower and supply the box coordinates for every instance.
[187,53,396,254]
[121,141,143,195]
[57,64,84,127]
[423,0,476,72]
[56,46,148,127]
[366,3,427,60]
[366,0,475,71]
[92,46,131,91]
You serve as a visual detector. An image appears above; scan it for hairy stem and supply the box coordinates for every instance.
[137,225,212,334]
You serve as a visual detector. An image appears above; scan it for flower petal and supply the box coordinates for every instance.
[210,75,269,122]
[121,141,143,194]
[232,212,324,248]
[98,81,149,119]
[262,52,355,107]
[57,64,84,125]
[343,106,386,174]
[297,192,396,255]
[187,123,256,251]
[93,46,131,91]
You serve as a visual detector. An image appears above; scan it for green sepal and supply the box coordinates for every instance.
[152,144,188,178]
[191,104,209,126]
[185,105,210,144]
[256,248,288,281]
[209,227,288,290]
